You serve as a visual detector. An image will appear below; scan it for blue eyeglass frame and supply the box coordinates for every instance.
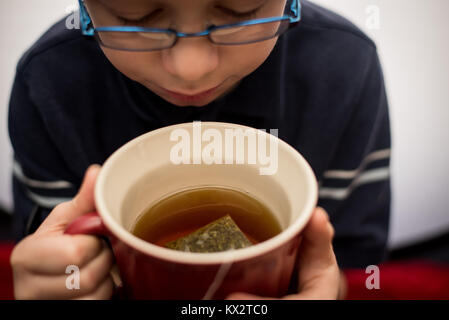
[78,0,301,39]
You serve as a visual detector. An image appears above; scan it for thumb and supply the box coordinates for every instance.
[292,207,340,299]
[37,164,101,234]
[228,208,340,301]
[298,207,335,267]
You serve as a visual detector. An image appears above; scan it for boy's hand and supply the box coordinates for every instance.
[227,207,345,300]
[10,165,115,300]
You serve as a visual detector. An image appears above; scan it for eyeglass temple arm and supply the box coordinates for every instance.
[290,0,301,21]
[288,0,301,30]
[78,0,95,36]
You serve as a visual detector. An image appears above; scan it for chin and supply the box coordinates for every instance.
[164,96,217,108]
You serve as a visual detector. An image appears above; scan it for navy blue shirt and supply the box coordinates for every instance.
[8,1,391,269]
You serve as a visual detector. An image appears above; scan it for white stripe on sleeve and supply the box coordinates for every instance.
[323,149,391,180]
[26,190,72,208]
[13,160,74,189]
[319,167,390,200]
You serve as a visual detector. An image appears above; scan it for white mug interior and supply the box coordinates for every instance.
[95,122,318,264]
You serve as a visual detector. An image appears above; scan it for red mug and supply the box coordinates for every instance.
[65,122,318,299]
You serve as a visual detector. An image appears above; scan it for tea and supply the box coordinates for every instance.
[131,186,282,251]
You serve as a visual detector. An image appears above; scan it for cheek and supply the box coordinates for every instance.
[219,39,278,76]
[101,48,161,83]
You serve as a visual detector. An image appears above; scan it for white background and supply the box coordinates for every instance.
[1,0,448,248]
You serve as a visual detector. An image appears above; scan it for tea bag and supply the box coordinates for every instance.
[165,215,253,253]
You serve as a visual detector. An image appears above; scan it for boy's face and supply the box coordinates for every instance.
[85,0,287,107]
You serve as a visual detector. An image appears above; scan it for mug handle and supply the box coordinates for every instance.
[64,212,109,236]
[64,212,124,299]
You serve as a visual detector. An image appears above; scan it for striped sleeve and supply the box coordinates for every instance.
[318,48,391,269]
[8,70,79,240]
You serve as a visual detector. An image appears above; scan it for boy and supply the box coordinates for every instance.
[8,0,390,299]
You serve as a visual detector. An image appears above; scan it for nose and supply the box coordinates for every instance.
[161,36,219,84]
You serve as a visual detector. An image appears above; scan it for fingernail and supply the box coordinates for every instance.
[317,207,330,221]
[88,164,101,174]
[85,164,101,181]
[324,211,330,220]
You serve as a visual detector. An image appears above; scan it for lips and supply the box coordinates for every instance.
[161,84,222,103]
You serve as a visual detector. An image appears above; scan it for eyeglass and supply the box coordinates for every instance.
[78,0,301,52]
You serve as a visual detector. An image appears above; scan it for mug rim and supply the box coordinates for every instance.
[95,122,318,265]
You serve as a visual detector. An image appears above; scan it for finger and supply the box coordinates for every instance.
[110,264,123,288]
[284,269,340,300]
[37,165,101,233]
[12,234,105,275]
[297,207,336,268]
[15,245,114,299]
[74,276,115,300]
[294,207,340,299]
[283,267,341,300]
[226,292,275,300]
[226,291,337,301]
[77,244,115,295]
